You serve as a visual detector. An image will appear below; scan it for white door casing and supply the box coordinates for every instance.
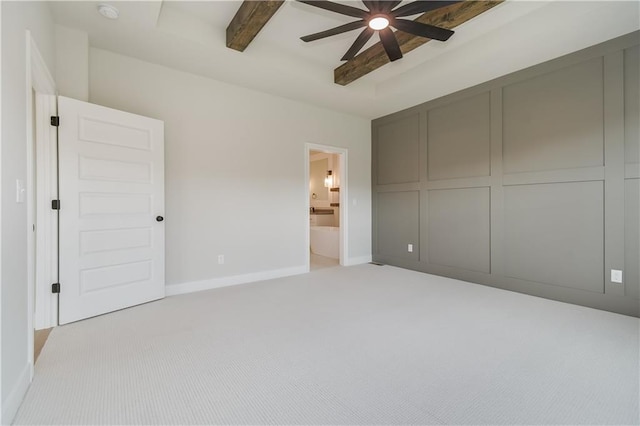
[305,143,348,268]
[34,92,58,330]
[58,96,165,324]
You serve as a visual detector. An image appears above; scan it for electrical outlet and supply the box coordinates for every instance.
[408,244,413,253]
[611,269,623,284]
[218,255,224,265]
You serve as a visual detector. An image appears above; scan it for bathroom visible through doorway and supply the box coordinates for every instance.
[306,144,347,271]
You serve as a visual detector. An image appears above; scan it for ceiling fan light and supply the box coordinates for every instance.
[368,16,389,31]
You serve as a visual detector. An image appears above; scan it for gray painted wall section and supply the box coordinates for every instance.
[503,181,604,293]
[372,32,640,317]
[427,187,490,273]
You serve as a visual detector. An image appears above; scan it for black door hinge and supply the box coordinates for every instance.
[50,116,60,127]
[51,283,60,294]
[51,199,60,210]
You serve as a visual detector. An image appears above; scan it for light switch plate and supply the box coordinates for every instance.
[408,244,413,253]
[611,269,623,284]
[16,179,25,203]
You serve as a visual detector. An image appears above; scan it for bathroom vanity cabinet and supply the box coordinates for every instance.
[310,211,334,226]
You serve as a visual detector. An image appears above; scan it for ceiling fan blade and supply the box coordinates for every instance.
[365,0,392,13]
[392,1,461,17]
[378,27,403,61]
[341,27,375,61]
[383,1,403,12]
[297,0,369,18]
[301,20,368,42]
[362,0,377,11]
[391,18,454,41]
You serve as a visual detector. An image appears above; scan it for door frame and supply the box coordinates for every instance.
[33,93,58,330]
[305,143,348,268]
[26,31,57,380]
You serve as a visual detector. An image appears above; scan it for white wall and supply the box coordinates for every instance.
[55,24,88,101]
[1,1,56,423]
[89,48,371,289]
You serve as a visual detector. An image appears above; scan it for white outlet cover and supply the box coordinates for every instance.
[16,179,25,203]
[408,244,413,253]
[611,269,623,284]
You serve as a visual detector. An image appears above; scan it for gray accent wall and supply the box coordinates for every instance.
[427,187,490,273]
[372,32,640,317]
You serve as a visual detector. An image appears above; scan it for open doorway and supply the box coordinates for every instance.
[30,88,54,365]
[306,144,348,271]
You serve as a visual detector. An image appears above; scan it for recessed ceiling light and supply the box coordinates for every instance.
[97,4,119,20]
[368,16,389,31]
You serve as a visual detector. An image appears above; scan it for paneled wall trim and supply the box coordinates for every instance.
[372,31,640,317]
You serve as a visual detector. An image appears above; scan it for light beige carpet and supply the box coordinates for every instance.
[14,264,640,425]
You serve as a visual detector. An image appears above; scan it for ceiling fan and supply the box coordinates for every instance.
[298,1,462,62]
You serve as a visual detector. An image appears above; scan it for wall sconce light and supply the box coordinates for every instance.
[324,170,333,188]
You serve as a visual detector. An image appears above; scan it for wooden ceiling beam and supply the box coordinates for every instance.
[226,0,285,52]
[334,1,503,86]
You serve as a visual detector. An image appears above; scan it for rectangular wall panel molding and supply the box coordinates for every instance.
[503,181,604,293]
[372,32,640,317]
[376,191,420,261]
[427,93,491,181]
[624,180,640,300]
[375,114,420,185]
[489,89,505,277]
[427,187,490,273]
[603,51,626,297]
[503,57,604,174]
[624,46,639,165]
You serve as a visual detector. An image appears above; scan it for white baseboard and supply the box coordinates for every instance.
[166,265,308,296]
[2,363,31,424]
[344,255,372,266]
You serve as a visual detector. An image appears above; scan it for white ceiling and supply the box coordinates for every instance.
[49,1,640,119]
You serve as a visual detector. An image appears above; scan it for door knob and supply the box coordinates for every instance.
[156,216,164,222]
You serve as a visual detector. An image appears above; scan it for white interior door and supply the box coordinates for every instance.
[58,96,165,324]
